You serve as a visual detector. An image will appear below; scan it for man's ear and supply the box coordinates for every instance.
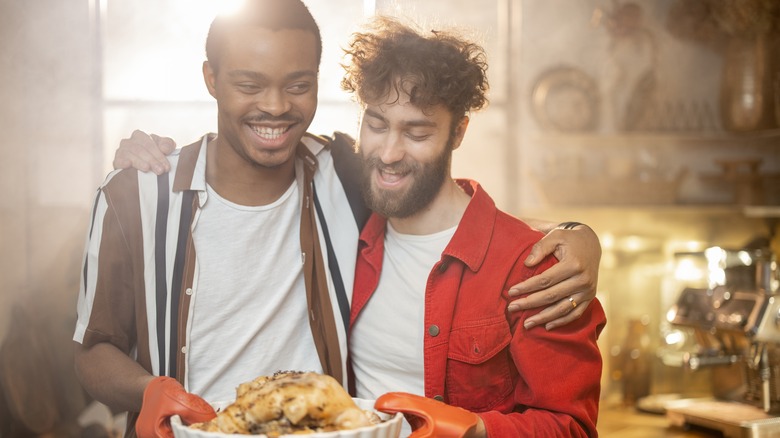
[451,116,470,150]
[203,61,217,98]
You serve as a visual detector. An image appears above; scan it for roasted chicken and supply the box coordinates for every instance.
[190,371,377,436]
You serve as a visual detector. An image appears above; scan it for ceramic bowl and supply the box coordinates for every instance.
[171,398,402,438]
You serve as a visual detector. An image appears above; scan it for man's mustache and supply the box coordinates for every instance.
[244,113,302,124]
[362,155,417,174]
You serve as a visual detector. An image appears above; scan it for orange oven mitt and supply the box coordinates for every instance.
[375,392,479,438]
[136,376,217,438]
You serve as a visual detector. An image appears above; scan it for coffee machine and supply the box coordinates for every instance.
[665,244,780,437]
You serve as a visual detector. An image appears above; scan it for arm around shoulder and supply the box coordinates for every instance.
[508,220,601,330]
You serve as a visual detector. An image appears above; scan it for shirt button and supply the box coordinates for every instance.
[185,288,193,296]
[433,395,444,402]
[438,261,448,273]
[181,346,187,354]
[428,325,440,337]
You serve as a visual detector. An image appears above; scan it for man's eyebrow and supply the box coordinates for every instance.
[403,119,437,128]
[364,108,386,122]
[227,69,317,81]
[364,108,438,128]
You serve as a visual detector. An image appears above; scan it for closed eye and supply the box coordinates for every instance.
[236,83,262,93]
[406,132,432,141]
[288,82,313,95]
[367,123,387,133]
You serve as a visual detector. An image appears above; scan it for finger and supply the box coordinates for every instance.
[133,150,164,174]
[117,133,154,172]
[130,135,172,175]
[112,155,134,171]
[524,239,556,267]
[114,149,151,172]
[117,134,148,171]
[150,134,177,155]
[129,144,169,174]
[519,297,579,329]
[543,299,592,330]
[122,130,170,174]
[509,262,577,296]
[519,297,591,330]
[508,278,584,314]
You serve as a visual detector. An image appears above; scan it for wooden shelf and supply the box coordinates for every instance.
[531,128,780,139]
[535,176,684,206]
[524,204,778,217]
[743,206,780,218]
[528,129,780,147]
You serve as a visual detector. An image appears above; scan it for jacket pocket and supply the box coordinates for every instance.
[445,316,514,412]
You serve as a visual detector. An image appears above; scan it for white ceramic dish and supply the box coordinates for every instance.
[171,398,403,438]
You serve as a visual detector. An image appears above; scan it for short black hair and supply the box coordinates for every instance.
[205,0,322,72]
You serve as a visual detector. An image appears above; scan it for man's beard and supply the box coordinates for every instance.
[360,144,451,219]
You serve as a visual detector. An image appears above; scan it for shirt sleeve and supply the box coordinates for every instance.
[73,171,141,355]
[480,253,607,437]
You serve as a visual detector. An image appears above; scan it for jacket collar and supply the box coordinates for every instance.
[359,179,496,272]
[442,179,495,272]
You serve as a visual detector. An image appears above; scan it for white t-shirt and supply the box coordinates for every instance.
[188,182,322,403]
[351,222,456,400]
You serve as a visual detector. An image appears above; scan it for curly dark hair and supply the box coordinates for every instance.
[341,17,489,119]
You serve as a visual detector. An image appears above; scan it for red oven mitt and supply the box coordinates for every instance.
[375,392,479,438]
[136,376,217,438]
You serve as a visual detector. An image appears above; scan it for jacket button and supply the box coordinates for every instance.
[428,325,440,337]
[185,288,193,296]
[438,261,448,273]
[433,395,444,401]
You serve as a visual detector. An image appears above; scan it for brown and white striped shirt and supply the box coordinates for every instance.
[74,132,365,432]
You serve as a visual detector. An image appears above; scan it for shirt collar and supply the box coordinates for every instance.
[172,134,211,193]
[170,132,326,194]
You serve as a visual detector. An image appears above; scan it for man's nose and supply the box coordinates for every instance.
[255,89,291,116]
[378,133,405,164]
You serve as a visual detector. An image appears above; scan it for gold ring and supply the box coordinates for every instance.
[569,297,577,309]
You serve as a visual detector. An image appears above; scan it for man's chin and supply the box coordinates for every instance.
[366,193,412,218]
[247,148,297,169]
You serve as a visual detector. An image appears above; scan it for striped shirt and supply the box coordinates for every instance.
[74,132,365,434]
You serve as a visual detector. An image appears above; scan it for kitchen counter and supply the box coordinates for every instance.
[598,406,721,437]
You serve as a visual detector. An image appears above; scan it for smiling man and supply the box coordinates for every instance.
[343,18,607,437]
[75,1,603,437]
[73,2,357,436]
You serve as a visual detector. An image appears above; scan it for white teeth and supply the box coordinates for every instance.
[379,168,405,183]
[380,167,401,175]
[250,126,287,139]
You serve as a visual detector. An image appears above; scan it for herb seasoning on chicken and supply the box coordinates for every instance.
[190,371,379,436]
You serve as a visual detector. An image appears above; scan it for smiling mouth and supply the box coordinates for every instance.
[377,167,409,185]
[249,125,291,140]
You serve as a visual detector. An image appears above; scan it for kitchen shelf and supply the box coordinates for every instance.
[528,129,780,148]
[535,175,685,206]
[523,129,779,210]
[743,206,780,218]
[523,204,780,219]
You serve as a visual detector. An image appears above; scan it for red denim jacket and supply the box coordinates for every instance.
[350,179,606,437]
